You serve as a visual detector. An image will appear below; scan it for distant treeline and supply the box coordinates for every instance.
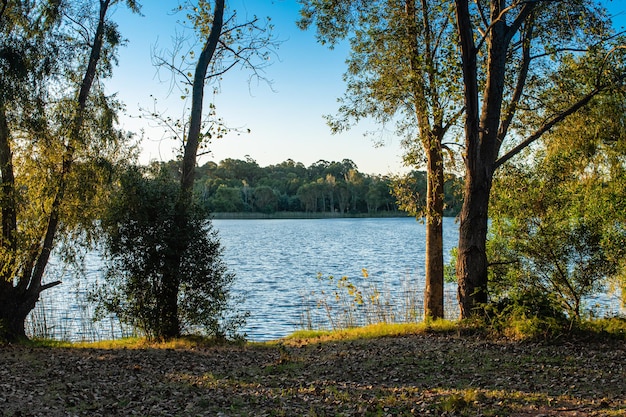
[158,157,463,216]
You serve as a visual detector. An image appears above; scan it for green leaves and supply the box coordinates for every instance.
[95,164,243,340]
[489,80,626,318]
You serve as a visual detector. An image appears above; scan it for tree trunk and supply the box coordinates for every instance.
[0,293,34,342]
[404,0,446,319]
[423,137,445,319]
[181,0,224,196]
[454,0,507,317]
[456,166,491,317]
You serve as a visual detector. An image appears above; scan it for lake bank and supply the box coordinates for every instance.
[31,217,624,342]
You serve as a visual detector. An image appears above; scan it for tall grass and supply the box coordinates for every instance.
[26,292,137,342]
[300,269,459,331]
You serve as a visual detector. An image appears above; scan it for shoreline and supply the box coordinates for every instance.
[210,211,412,220]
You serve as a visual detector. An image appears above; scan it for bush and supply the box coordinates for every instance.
[92,165,246,340]
[481,289,570,340]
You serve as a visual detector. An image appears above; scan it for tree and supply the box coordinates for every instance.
[298,0,464,318]
[0,0,139,341]
[453,0,625,316]
[142,0,277,339]
[253,185,278,213]
[488,83,626,318]
[96,165,241,339]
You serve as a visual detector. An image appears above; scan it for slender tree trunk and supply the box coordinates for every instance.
[181,0,224,196]
[159,0,225,340]
[423,135,445,319]
[404,0,446,319]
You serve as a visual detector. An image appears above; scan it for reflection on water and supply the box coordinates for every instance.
[30,217,624,341]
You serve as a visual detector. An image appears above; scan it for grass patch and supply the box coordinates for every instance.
[284,320,458,344]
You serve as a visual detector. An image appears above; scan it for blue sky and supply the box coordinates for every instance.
[106,0,626,175]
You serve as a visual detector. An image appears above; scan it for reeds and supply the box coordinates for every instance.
[300,269,459,331]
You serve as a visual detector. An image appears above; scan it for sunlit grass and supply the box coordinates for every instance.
[23,316,626,350]
[26,335,234,350]
[283,319,458,344]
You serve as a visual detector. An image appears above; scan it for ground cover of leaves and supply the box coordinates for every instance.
[0,333,624,416]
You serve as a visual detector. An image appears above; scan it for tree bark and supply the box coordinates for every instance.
[423,134,445,318]
[405,0,446,319]
[181,0,224,197]
[456,0,510,318]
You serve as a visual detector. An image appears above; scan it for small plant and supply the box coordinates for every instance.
[481,289,570,340]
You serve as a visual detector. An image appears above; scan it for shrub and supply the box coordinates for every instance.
[92,165,246,340]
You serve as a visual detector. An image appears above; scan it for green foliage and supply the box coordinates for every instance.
[392,171,463,218]
[481,289,569,340]
[488,163,625,319]
[0,0,139,341]
[94,164,245,340]
[488,82,626,320]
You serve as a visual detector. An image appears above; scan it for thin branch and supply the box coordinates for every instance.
[205,59,239,80]
[152,55,193,86]
[63,11,92,45]
[40,280,62,292]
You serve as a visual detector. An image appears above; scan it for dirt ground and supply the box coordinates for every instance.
[0,333,624,416]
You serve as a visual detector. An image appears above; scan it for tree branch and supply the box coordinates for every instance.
[40,280,62,292]
[497,19,533,143]
[494,87,600,169]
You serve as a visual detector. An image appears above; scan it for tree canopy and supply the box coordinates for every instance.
[0,0,138,341]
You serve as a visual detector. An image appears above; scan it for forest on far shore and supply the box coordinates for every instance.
[155,157,464,216]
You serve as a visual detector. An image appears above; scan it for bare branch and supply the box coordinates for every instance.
[40,280,62,292]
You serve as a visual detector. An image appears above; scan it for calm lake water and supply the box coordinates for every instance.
[31,217,623,341]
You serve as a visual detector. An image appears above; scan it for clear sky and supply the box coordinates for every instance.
[106,0,626,175]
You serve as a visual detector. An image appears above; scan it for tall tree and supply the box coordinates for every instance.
[453,0,625,317]
[148,0,277,339]
[0,0,140,341]
[298,0,464,318]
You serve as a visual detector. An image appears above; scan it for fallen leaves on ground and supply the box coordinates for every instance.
[0,333,624,416]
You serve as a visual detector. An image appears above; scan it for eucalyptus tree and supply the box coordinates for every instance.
[0,0,140,341]
[298,0,464,318]
[453,0,625,316]
[134,0,278,338]
[488,76,626,318]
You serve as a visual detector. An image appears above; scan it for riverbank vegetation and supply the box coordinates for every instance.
[1,0,624,353]
[178,157,463,217]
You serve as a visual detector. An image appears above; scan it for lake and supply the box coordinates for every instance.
[30,217,623,341]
